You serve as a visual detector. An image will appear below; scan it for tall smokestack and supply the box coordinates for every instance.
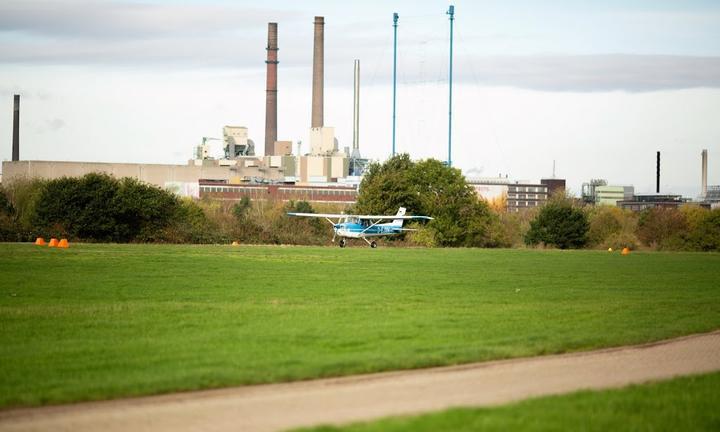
[311,16,324,128]
[702,149,708,199]
[352,59,360,158]
[656,151,661,194]
[265,22,279,157]
[12,95,19,161]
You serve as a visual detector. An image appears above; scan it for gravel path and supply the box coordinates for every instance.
[2,331,719,432]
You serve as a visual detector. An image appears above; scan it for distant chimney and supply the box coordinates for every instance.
[311,17,324,128]
[12,95,19,161]
[656,151,660,194]
[265,23,279,157]
[352,59,360,158]
[702,149,708,198]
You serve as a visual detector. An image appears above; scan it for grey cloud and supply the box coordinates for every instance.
[323,54,720,92]
[2,2,719,93]
[461,55,720,92]
[0,0,296,40]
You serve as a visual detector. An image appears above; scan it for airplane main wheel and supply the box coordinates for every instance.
[370,241,377,249]
[339,239,346,248]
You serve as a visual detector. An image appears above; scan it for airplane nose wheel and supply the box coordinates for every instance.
[339,239,346,248]
[370,241,377,249]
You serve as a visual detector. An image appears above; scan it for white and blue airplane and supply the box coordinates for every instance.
[288,207,433,248]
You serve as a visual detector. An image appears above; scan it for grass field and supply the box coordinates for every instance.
[1,243,719,408]
[299,372,720,431]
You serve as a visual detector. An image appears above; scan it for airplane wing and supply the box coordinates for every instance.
[354,215,434,220]
[287,212,348,218]
[287,212,433,220]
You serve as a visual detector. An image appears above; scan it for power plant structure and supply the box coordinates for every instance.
[311,17,324,130]
[656,151,661,194]
[12,95,19,162]
[265,22,279,158]
[701,149,708,199]
[700,149,720,207]
[3,15,366,197]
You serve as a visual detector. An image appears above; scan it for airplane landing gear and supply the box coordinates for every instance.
[339,239,347,248]
[370,241,377,249]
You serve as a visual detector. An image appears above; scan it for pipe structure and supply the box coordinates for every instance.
[311,16,324,128]
[392,12,398,157]
[447,5,455,167]
[12,94,19,161]
[656,151,661,194]
[264,23,279,157]
[702,149,708,199]
[352,59,360,158]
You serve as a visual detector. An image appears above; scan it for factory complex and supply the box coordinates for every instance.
[2,12,718,212]
[2,16,366,204]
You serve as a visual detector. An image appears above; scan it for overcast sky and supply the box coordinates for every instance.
[1,0,719,197]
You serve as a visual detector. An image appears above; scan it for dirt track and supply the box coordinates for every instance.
[2,331,719,432]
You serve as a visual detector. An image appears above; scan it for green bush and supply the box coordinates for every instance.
[682,207,720,251]
[525,197,589,249]
[0,186,18,241]
[115,178,181,242]
[162,198,224,244]
[269,201,328,245]
[2,177,46,240]
[232,196,252,221]
[27,173,200,243]
[356,155,499,247]
[587,206,639,250]
[637,207,687,249]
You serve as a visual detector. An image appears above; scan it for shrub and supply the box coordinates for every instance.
[587,206,638,249]
[32,174,119,241]
[683,208,720,251]
[637,207,687,249]
[232,197,252,221]
[162,198,224,244]
[2,177,46,240]
[356,155,498,247]
[29,173,193,242]
[525,197,589,249]
[269,201,328,245]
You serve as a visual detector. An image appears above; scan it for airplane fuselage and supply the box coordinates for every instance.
[334,221,403,239]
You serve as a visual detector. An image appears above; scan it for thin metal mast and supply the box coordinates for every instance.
[447,5,455,167]
[392,12,399,158]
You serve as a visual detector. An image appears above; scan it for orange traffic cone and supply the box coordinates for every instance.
[621,247,630,255]
[35,237,46,246]
[58,239,69,248]
[48,238,59,247]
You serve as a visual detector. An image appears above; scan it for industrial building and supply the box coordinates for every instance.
[199,181,356,204]
[705,186,720,206]
[540,178,566,197]
[617,194,687,211]
[507,182,549,211]
[581,179,634,206]
[594,185,635,206]
[468,177,550,212]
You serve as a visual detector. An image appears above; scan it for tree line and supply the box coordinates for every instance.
[0,158,718,250]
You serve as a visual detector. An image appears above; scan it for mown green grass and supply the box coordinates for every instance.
[300,372,720,432]
[0,244,719,408]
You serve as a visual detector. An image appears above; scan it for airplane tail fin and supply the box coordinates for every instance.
[392,207,407,227]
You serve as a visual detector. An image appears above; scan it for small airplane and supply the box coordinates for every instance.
[288,207,433,248]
